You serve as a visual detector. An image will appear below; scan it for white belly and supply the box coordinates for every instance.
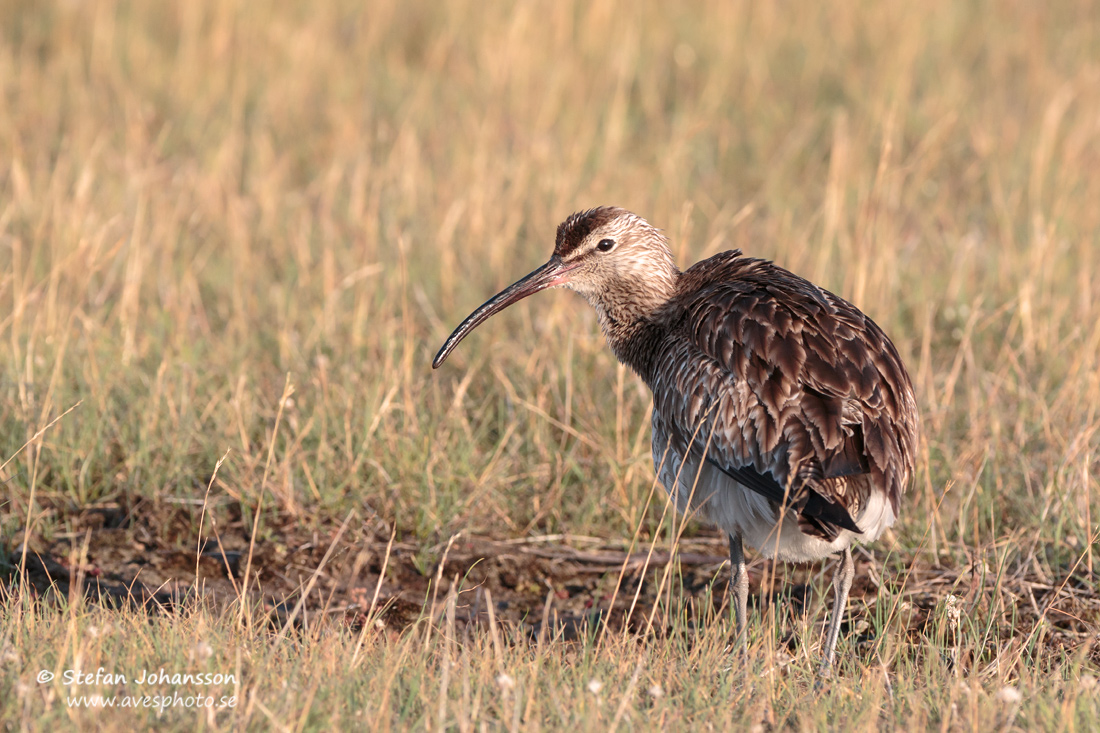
[652,427,895,563]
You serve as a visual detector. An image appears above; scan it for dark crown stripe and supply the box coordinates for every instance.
[554,206,623,258]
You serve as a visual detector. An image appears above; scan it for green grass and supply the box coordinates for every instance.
[1,0,1099,729]
[3,567,1098,731]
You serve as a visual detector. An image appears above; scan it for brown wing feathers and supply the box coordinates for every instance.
[643,252,917,539]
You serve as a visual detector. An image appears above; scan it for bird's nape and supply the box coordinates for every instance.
[432,255,578,368]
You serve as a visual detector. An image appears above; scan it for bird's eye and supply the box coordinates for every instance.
[596,238,615,252]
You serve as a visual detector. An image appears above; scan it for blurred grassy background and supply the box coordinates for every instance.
[1,0,1099,727]
[2,0,1097,551]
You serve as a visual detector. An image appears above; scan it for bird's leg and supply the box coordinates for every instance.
[819,546,855,675]
[728,532,748,641]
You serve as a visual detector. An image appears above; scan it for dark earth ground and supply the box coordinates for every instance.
[4,499,1098,669]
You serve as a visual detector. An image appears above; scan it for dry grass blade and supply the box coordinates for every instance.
[239,375,294,627]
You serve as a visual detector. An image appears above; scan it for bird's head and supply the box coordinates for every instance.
[433,207,679,368]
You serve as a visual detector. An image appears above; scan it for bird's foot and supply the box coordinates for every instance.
[717,628,749,673]
[813,657,836,694]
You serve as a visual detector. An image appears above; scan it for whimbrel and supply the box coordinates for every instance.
[433,207,918,671]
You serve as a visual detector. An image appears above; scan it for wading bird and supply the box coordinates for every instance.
[433,207,918,672]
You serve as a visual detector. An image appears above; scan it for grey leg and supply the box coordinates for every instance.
[819,547,855,675]
[728,533,748,639]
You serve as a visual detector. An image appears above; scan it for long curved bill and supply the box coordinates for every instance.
[433,256,576,369]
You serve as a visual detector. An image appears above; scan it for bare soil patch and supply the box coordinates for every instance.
[5,501,1098,667]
